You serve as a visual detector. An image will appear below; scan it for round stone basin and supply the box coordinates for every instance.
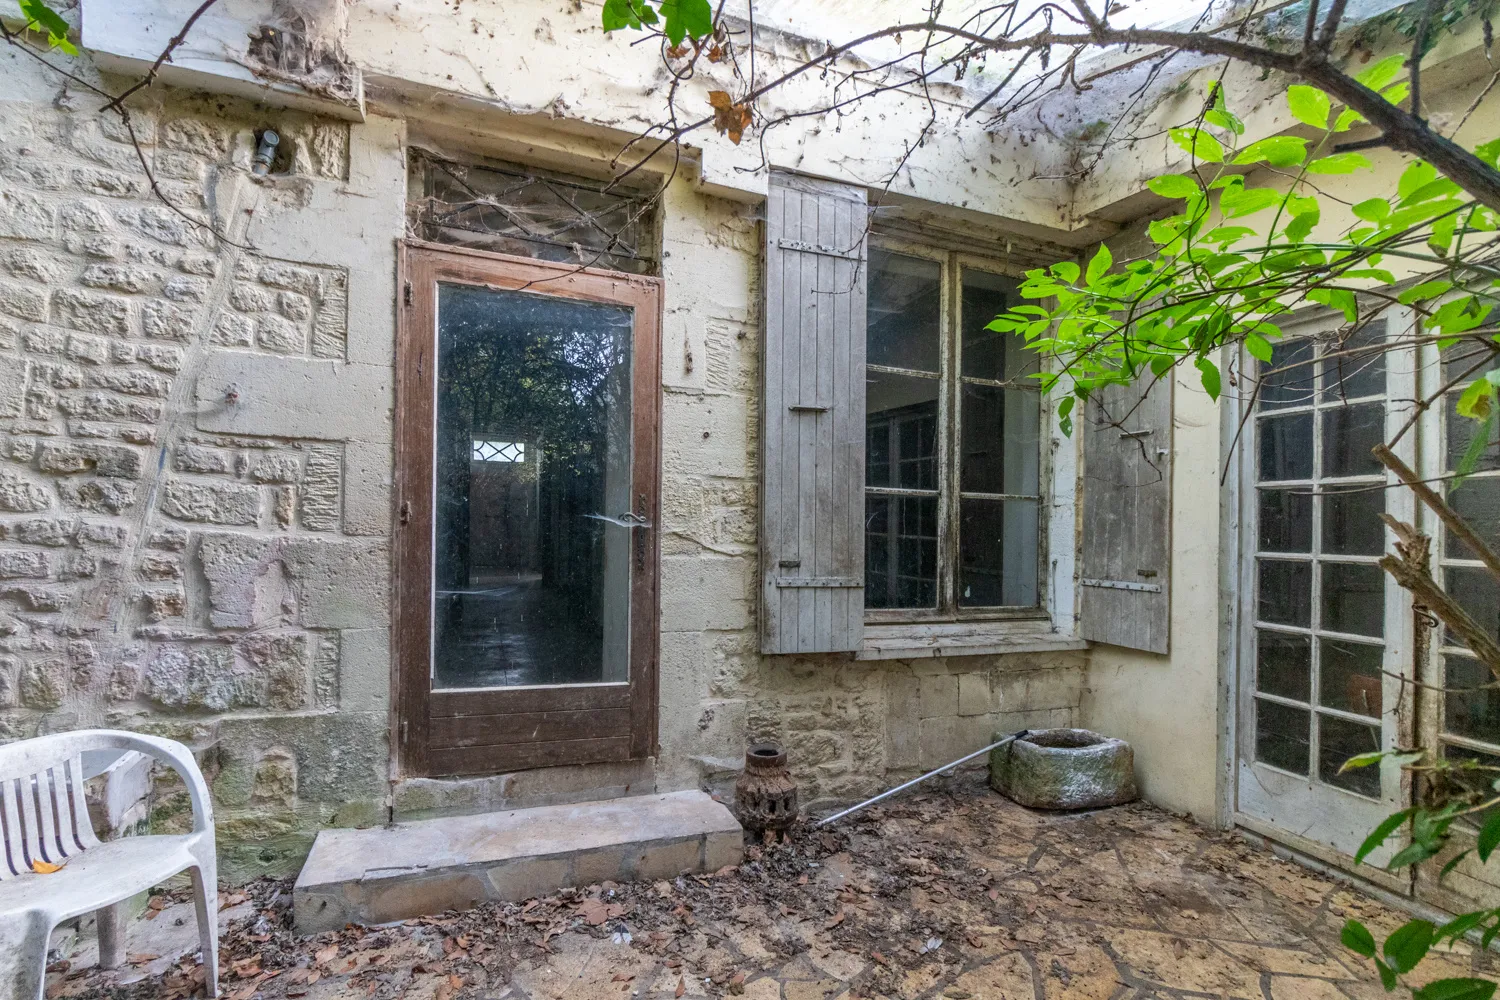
[989,728,1138,810]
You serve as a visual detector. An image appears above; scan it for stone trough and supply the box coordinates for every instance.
[989,728,1138,810]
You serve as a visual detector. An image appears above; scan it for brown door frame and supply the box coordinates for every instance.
[394,241,662,778]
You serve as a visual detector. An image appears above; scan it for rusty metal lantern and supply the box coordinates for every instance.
[735,743,799,841]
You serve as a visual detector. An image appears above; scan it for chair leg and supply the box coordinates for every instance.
[0,908,55,1000]
[188,862,220,998]
[96,901,124,970]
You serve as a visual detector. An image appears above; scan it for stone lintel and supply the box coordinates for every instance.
[292,790,743,933]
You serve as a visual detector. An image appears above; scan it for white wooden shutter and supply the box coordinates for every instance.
[1079,377,1173,653]
[761,173,867,654]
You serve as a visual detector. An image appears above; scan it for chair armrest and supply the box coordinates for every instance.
[71,731,214,836]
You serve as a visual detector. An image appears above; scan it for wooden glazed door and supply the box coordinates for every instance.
[395,244,661,777]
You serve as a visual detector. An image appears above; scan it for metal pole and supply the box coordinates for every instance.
[814,730,1029,828]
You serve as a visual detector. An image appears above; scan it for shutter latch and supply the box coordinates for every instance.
[789,404,829,413]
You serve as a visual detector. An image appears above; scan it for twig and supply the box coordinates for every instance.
[1374,443,1500,583]
[101,0,222,112]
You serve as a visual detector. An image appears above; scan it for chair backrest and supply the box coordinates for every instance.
[0,751,100,880]
[0,730,213,879]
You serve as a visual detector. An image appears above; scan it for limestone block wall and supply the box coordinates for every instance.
[0,37,1087,875]
[0,54,401,878]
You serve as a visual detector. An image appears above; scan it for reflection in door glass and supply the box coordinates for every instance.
[433,283,633,690]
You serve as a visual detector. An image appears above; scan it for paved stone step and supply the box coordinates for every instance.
[292,790,742,933]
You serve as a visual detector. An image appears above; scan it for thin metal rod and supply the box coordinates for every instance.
[815,730,1029,828]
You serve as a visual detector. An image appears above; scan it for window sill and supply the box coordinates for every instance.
[856,621,1087,661]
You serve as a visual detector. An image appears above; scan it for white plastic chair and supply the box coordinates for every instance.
[0,730,218,1000]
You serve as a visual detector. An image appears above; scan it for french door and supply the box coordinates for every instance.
[1234,313,1418,881]
[395,244,661,778]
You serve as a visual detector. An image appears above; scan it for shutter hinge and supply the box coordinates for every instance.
[400,720,409,743]
[399,500,411,525]
[1082,577,1162,594]
[403,281,413,306]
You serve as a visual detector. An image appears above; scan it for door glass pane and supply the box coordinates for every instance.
[1319,637,1382,717]
[1322,562,1385,638]
[1319,715,1382,797]
[1257,629,1311,700]
[1446,477,1500,561]
[867,249,940,373]
[1323,486,1385,556]
[960,270,1037,382]
[1322,403,1384,478]
[867,372,938,490]
[865,495,937,609]
[1259,559,1312,627]
[1258,489,1312,552]
[1259,414,1313,481]
[1445,392,1500,473]
[1440,745,1500,831]
[1444,566,1500,647]
[1256,699,1310,775]
[961,383,1039,494]
[1444,654,1500,743]
[1320,323,1386,402]
[432,283,633,689]
[959,498,1037,607]
[1259,339,1315,409]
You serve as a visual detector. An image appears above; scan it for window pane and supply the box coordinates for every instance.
[1258,489,1312,553]
[1446,392,1500,473]
[959,498,1038,607]
[1321,403,1384,478]
[1257,629,1311,701]
[1444,654,1500,743]
[1322,562,1385,638]
[867,248,940,373]
[864,494,938,609]
[1440,745,1500,831]
[1259,559,1312,627]
[961,383,1039,495]
[866,372,938,490]
[1319,715,1382,797]
[1445,566,1500,649]
[1256,699,1310,775]
[1259,339,1315,409]
[432,282,633,689]
[1320,323,1386,402]
[961,269,1037,383]
[1446,477,1500,561]
[1259,413,1313,481]
[1320,637,1382,717]
[1323,486,1385,556]
[1442,342,1500,385]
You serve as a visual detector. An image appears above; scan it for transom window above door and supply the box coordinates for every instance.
[864,245,1041,619]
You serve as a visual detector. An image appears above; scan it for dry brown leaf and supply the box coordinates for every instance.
[707,91,752,144]
[676,975,687,998]
[823,908,846,931]
[314,944,338,965]
[576,898,609,925]
[29,858,63,874]
[127,954,160,965]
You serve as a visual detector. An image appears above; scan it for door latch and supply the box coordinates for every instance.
[399,500,411,525]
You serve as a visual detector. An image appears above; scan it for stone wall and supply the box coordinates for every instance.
[0,58,399,877]
[0,39,1086,877]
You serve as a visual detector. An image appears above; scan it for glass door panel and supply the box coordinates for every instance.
[432,284,633,690]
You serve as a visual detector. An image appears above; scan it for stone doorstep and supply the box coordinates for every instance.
[291,790,743,934]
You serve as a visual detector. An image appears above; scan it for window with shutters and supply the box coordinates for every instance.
[864,240,1042,621]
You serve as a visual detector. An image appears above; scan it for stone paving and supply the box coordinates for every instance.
[48,776,1499,999]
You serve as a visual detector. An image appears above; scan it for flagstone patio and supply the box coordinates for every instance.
[45,773,1498,999]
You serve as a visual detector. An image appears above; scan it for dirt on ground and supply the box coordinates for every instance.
[43,772,1500,1000]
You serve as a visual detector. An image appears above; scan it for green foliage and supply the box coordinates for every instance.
[996,76,1500,999]
[601,0,714,44]
[18,0,76,54]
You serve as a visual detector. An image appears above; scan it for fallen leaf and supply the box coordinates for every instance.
[576,898,609,925]
[314,945,338,965]
[612,973,635,982]
[1172,938,1187,960]
[823,908,846,931]
[127,954,161,965]
[29,858,63,874]
[676,975,687,998]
